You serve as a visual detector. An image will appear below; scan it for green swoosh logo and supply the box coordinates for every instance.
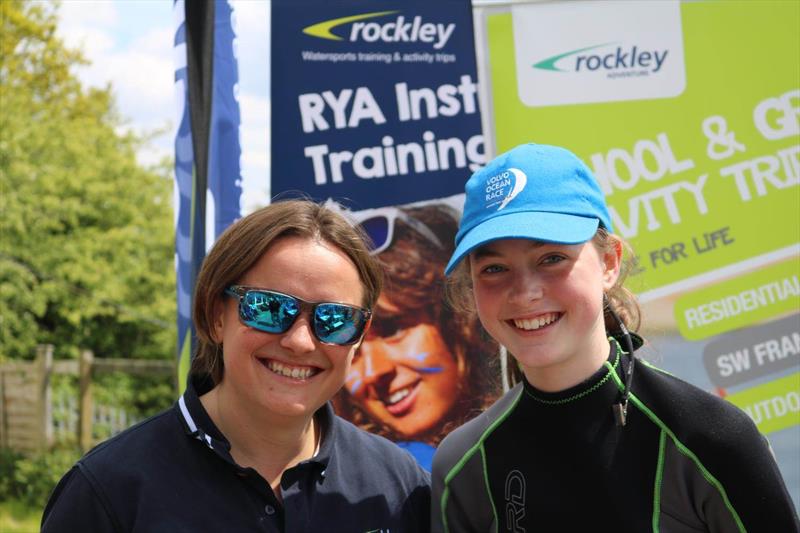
[533,42,617,71]
[302,11,400,41]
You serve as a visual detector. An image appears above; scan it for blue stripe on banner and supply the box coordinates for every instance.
[208,0,242,240]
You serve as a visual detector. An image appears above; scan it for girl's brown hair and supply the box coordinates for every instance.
[190,199,383,385]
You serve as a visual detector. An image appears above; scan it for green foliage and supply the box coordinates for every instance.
[0,1,176,362]
[0,499,42,533]
[0,446,80,509]
[93,372,174,418]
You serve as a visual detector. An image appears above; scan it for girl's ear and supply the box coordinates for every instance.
[602,237,623,290]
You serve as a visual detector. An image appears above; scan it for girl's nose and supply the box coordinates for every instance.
[508,270,544,305]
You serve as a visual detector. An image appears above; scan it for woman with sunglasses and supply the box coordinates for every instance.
[42,200,431,532]
[431,144,799,532]
[333,203,502,471]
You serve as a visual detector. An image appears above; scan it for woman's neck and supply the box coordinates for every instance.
[199,384,320,500]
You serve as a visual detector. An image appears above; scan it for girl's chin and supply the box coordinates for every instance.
[513,350,564,372]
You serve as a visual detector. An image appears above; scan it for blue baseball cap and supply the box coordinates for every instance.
[445,143,613,275]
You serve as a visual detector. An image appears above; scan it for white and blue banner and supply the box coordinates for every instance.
[271,0,485,209]
[173,0,242,387]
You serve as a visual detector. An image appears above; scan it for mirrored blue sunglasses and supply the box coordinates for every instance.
[225,286,371,346]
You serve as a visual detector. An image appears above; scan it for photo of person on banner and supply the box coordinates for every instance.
[332,202,503,471]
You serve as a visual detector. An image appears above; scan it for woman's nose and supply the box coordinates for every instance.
[279,317,317,354]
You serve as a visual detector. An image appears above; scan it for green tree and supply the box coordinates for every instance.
[0,1,176,362]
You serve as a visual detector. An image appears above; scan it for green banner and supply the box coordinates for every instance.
[487,0,800,295]
[726,372,800,435]
[674,259,800,341]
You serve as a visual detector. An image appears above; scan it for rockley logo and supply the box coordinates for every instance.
[302,11,456,50]
[484,168,527,210]
[533,42,669,77]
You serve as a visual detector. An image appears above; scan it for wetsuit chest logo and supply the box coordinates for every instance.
[504,469,527,532]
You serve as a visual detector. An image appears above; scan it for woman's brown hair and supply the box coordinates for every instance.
[190,199,383,385]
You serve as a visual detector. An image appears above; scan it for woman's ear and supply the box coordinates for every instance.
[352,317,372,351]
[602,237,623,290]
[210,298,226,344]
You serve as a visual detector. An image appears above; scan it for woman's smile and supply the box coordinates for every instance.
[260,358,321,381]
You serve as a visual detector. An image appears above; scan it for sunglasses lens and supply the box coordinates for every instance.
[314,304,367,345]
[240,290,299,333]
[358,216,390,254]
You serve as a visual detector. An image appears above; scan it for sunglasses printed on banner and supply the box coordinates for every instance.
[350,207,444,255]
[225,286,371,346]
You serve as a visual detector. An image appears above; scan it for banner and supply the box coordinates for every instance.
[270,0,500,470]
[173,0,242,389]
[482,0,799,504]
[270,0,484,209]
[487,0,799,300]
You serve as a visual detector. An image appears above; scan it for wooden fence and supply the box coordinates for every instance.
[0,345,176,454]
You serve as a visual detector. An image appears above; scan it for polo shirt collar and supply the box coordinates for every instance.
[177,375,336,472]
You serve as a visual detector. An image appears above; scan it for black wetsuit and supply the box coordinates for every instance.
[432,339,799,532]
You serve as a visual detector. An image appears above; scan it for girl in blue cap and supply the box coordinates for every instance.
[431,143,799,532]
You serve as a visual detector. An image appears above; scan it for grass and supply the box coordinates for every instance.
[0,500,41,533]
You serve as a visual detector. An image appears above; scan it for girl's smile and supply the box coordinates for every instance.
[510,312,562,331]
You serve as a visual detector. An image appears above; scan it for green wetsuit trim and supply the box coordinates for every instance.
[440,388,524,533]
[605,365,747,533]
[640,357,677,377]
[653,429,666,532]
[480,444,498,533]
[525,347,621,405]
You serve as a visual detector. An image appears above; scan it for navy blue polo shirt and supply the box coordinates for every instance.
[41,377,431,532]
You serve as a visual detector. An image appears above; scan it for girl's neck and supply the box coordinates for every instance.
[521,329,612,393]
[199,384,320,499]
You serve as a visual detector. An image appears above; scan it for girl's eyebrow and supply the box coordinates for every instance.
[471,247,499,261]
[472,240,546,260]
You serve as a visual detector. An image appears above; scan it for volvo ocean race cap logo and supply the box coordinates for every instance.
[302,11,456,49]
[533,42,669,78]
[484,168,527,211]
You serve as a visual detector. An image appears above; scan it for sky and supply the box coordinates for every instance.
[56,0,271,212]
